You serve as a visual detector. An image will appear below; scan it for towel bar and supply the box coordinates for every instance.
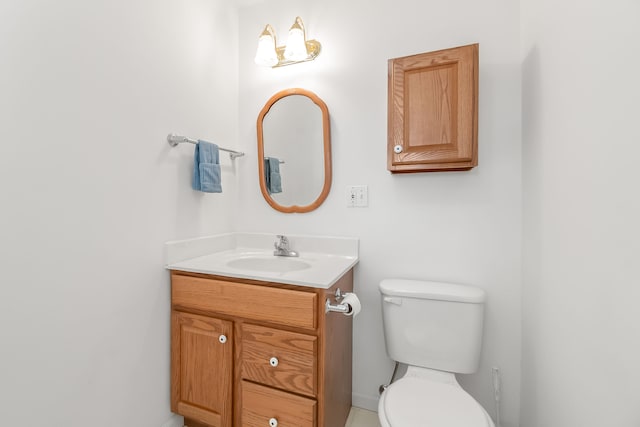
[167,134,245,160]
[264,157,285,164]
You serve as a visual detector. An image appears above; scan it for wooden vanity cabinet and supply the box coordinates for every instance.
[170,270,353,427]
[388,43,479,172]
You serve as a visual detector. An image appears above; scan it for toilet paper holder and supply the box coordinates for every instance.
[325,288,354,315]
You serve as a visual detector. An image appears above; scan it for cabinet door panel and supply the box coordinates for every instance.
[172,311,233,427]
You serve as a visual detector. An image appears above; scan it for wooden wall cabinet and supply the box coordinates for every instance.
[388,43,479,173]
[170,270,353,427]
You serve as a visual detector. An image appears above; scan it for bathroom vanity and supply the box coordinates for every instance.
[166,233,359,427]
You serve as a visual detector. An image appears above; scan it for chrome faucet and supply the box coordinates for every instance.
[274,235,299,257]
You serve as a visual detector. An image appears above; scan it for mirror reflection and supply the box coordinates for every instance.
[257,88,331,213]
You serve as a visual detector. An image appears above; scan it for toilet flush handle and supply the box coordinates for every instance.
[383,296,402,306]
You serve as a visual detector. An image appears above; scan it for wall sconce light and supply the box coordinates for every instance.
[254,17,321,68]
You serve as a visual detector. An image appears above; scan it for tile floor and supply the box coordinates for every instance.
[345,407,381,427]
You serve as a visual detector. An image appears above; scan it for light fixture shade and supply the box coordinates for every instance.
[254,25,278,67]
[284,18,308,61]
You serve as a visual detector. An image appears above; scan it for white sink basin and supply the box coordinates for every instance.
[165,233,359,288]
[226,256,311,273]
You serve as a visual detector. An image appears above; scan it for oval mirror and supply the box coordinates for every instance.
[257,88,331,213]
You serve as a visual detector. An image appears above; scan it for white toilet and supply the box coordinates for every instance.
[378,279,495,427]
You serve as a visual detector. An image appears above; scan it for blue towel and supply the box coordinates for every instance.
[192,140,222,193]
[263,158,270,191]
[264,157,282,194]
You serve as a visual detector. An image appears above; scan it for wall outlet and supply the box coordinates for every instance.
[346,185,368,207]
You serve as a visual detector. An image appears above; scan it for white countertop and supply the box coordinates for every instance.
[165,232,359,289]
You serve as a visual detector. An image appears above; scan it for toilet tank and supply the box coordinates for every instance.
[379,279,486,374]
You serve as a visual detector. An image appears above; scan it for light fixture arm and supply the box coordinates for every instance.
[291,16,305,36]
[260,24,276,41]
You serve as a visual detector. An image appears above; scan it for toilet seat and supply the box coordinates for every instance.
[381,376,490,427]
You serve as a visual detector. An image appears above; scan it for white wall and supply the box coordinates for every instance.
[236,0,522,425]
[0,1,238,425]
[521,0,640,426]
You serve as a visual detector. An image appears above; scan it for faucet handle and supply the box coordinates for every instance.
[273,235,298,257]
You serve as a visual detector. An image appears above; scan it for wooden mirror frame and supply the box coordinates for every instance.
[257,88,332,213]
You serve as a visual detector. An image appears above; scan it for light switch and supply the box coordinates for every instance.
[346,185,368,207]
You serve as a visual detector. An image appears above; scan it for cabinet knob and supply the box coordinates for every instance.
[269,357,279,367]
[269,418,278,427]
[394,144,403,154]
[218,335,227,344]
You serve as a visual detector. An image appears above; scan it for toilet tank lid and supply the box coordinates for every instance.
[379,279,486,303]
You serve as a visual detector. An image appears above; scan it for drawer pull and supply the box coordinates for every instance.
[269,357,279,367]
[269,418,278,427]
[219,335,228,344]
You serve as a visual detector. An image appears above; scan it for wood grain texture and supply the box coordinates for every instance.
[242,323,317,397]
[172,273,317,330]
[183,418,215,427]
[233,320,243,427]
[171,271,354,427]
[317,270,354,427]
[406,64,457,148]
[178,403,221,427]
[242,381,316,427]
[171,312,233,427]
[257,87,332,214]
[388,43,479,172]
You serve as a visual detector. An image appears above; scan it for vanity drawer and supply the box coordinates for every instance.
[242,324,317,397]
[171,274,317,329]
[242,381,316,427]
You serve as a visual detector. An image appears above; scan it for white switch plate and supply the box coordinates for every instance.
[346,185,368,207]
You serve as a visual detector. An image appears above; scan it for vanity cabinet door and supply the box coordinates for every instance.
[388,43,478,172]
[171,311,233,427]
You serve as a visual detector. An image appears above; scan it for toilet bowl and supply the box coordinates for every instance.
[377,366,495,427]
[378,279,494,427]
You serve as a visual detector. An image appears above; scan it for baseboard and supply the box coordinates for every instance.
[161,413,184,427]
[352,392,379,412]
